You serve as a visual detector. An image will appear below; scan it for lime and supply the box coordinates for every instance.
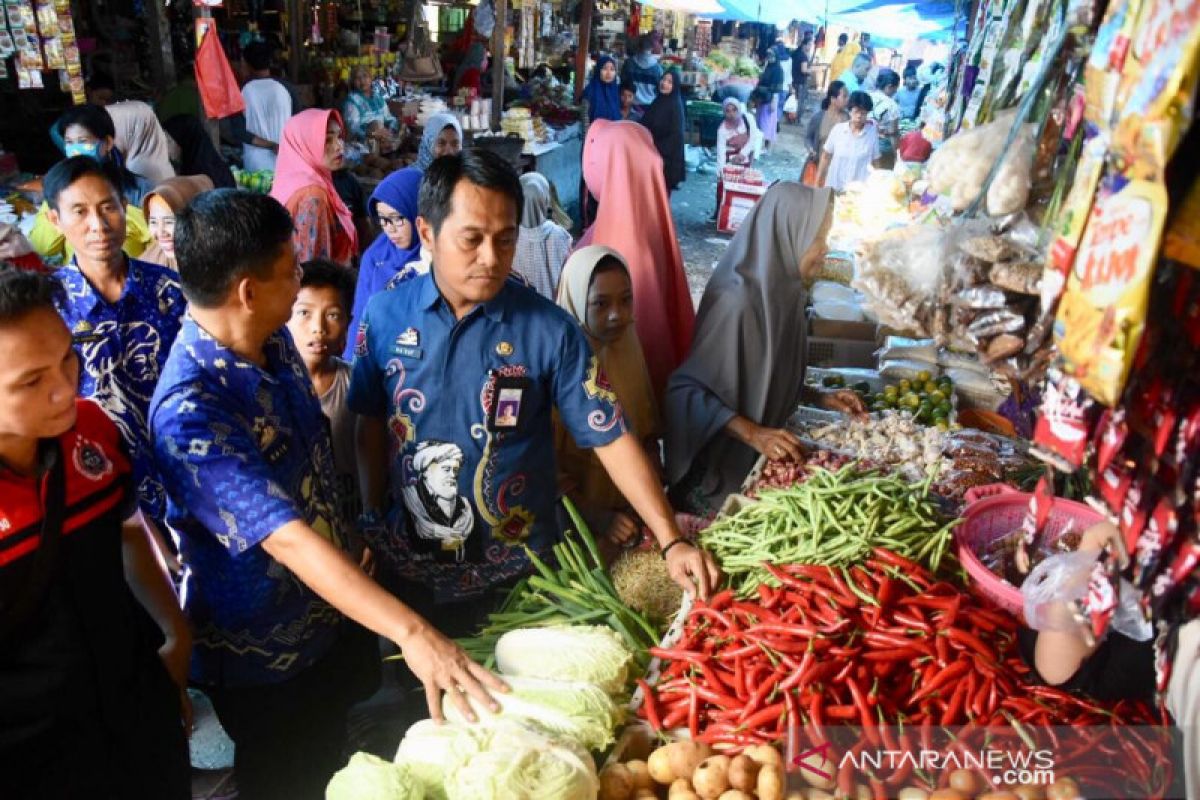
[884,385,899,398]
[898,379,912,393]
[916,370,932,384]
[936,420,950,431]
[928,390,945,404]
[939,400,953,415]
[924,381,939,394]
[933,408,949,421]
[905,394,921,409]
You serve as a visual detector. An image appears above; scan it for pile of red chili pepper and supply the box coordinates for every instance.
[635,548,1170,795]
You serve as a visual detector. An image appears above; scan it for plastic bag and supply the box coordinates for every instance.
[927,110,1036,213]
[194,23,245,119]
[880,359,939,381]
[473,0,496,38]
[1024,550,1152,641]
[783,94,799,115]
[877,336,938,364]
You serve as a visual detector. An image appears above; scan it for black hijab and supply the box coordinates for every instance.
[162,114,236,189]
[639,68,686,191]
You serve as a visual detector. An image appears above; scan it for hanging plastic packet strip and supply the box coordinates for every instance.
[1116,476,1150,568]
[1094,407,1128,474]
[1069,543,1121,646]
[1017,473,1056,568]
[1134,495,1180,591]
[1150,532,1200,619]
[1032,369,1100,470]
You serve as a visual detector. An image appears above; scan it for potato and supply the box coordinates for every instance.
[853,784,874,800]
[626,760,655,791]
[633,791,659,800]
[1045,779,1082,800]
[599,763,634,800]
[977,793,1020,800]
[742,744,784,769]
[649,747,676,785]
[948,770,980,795]
[928,791,970,800]
[797,749,836,790]
[726,755,760,792]
[669,741,713,781]
[692,754,732,800]
[756,762,785,800]
[1010,785,1045,800]
[804,792,836,800]
[897,789,930,800]
[717,792,754,800]
[671,793,701,800]
[669,778,696,798]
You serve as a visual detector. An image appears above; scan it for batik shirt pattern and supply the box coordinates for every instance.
[349,273,627,603]
[150,318,347,687]
[52,257,185,522]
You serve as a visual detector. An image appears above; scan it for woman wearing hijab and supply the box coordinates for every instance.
[514,172,573,300]
[345,167,424,357]
[161,115,236,189]
[638,68,686,192]
[453,41,487,95]
[754,51,786,150]
[713,97,761,219]
[582,55,622,123]
[578,119,693,402]
[414,113,464,171]
[106,100,176,185]
[555,245,661,553]
[140,175,215,271]
[270,108,358,266]
[343,65,399,142]
[664,183,867,516]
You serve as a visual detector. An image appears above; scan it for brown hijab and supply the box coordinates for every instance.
[139,175,213,269]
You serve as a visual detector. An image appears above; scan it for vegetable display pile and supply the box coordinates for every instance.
[611,549,686,626]
[635,550,1169,796]
[744,451,855,498]
[460,501,658,671]
[600,741,786,800]
[701,468,956,597]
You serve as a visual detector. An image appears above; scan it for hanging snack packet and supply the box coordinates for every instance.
[1069,543,1121,646]
[1134,496,1180,591]
[1055,175,1167,405]
[1032,368,1101,470]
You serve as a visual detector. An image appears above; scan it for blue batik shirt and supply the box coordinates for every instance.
[349,272,627,604]
[150,317,346,687]
[52,257,186,522]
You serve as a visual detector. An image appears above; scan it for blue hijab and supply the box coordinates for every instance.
[346,167,424,359]
[583,56,622,122]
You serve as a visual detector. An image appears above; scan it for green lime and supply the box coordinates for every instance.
[939,400,953,415]
[905,394,921,409]
[936,420,950,431]
[898,379,912,393]
[884,385,898,398]
[933,408,949,421]
[916,370,932,384]
[924,381,939,394]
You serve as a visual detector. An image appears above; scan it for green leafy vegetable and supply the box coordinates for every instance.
[494,625,634,695]
[325,752,422,800]
[445,744,597,800]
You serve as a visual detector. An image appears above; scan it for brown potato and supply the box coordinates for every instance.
[633,791,659,800]
[756,762,785,800]
[742,744,784,768]
[896,789,930,800]
[626,760,655,791]
[599,763,634,800]
[648,747,675,785]
[669,742,714,781]
[797,749,836,790]
[1045,778,1082,800]
[692,754,732,799]
[668,778,696,798]
[717,792,754,800]
[948,770,981,795]
[1010,784,1045,800]
[977,793,1020,800]
[727,755,760,792]
[928,791,970,800]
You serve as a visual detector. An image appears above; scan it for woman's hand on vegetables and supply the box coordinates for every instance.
[748,425,805,462]
[663,540,722,601]
[399,623,510,723]
[821,388,869,419]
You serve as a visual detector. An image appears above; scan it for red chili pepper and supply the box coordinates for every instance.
[698,662,736,696]
[649,646,707,664]
[638,680,662,730]
[662,704,687,729]
[861,648,923,662]
[910,659,970,704]
[709,589,734,610]
[693,684,738,708]
[940,679,968,725]
[740,701,786,731]
[946,627,995,659]
[745,622,819,638]
[690,606,737,630]
[688,686,699,738]
[824,704,859,720]
[847,677,880,745]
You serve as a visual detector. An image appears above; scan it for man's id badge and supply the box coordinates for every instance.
[487,374,530,431]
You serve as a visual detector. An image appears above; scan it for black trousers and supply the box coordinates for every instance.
[206,626,380,800]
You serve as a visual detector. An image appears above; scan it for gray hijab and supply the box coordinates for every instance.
[520,172,552,229]
[664,182,833,509]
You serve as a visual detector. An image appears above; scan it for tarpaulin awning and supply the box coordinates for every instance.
[830,0,960,45]
[641,0,728,15]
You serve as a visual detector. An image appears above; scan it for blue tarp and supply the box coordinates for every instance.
[701,0,961,45]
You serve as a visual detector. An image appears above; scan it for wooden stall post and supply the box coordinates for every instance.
[490,0,509,130]
[288,0,303,83]
[574,0,594,102]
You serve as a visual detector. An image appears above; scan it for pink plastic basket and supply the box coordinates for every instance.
[954,484,1105,619]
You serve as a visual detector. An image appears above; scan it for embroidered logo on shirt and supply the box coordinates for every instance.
[73,437,114,482]
[396,327,420,347]
[354,321,370,357]
[495,341,514,356]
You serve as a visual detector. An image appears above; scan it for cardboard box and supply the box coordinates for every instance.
[717,181,768,234]
[810,317,878,341]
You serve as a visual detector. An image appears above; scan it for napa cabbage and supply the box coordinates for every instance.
[325,752,422,800]
[493,625,635,695]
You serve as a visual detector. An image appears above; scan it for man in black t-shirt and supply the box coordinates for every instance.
[0,265,191,799]
[792,33,813,123]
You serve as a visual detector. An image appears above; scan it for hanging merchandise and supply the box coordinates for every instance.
[194,19,246,119]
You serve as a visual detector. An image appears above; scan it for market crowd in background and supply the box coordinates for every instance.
[0,21,1033,800]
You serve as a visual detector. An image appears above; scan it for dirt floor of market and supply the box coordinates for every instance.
[187,100,815,800]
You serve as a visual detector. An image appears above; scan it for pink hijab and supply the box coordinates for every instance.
[577,119,694,401]
[269,108,358,251]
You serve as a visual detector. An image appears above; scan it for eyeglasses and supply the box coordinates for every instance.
[379,215,408,229]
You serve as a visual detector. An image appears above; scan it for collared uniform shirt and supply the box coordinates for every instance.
[349,272,627,603]
[823,120,881,191]
[52,257,186,522]
[150,317,346,687]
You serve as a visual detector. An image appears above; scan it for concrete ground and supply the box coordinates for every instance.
[672,102,812,306]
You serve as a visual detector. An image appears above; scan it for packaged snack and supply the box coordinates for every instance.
[1032,369,1100,470]
[968,308,1026,339]
[984,333,1025,362]
[954,285,1008,309]
[1134,496,1179,590]
[990,260,1043,295]
[1055,176,1168,405]
[1070,544,1121,645]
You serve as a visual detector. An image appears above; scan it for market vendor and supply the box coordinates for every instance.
[0,265,191,799]
[665,182,867,516]
[350,150,719,638]
[152,189,505,800]
[343,65,400,146]
[713,98,761,219]
[415,113,464,171]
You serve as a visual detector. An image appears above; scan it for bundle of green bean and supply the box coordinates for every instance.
[700,465,958,597]
[458,498,658,671]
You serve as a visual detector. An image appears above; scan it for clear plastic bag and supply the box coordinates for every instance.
[1024,550,1153,640]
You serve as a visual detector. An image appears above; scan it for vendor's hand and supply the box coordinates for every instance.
[664,541,722,602]
[1079,521,1120,555]
[748,426,806,462]
[159,634,194,735]
[398,623,509,723]
[821,388,869,419]
[606,512,641,548]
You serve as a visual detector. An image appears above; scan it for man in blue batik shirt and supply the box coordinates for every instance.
[150,189,506,800]
[45,156,186,526]
[350,150,720,636]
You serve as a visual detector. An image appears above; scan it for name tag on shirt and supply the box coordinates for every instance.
[487,375,531,432]
[392,345,423,360]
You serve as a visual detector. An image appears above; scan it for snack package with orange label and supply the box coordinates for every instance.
[1054,174,1167,405]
